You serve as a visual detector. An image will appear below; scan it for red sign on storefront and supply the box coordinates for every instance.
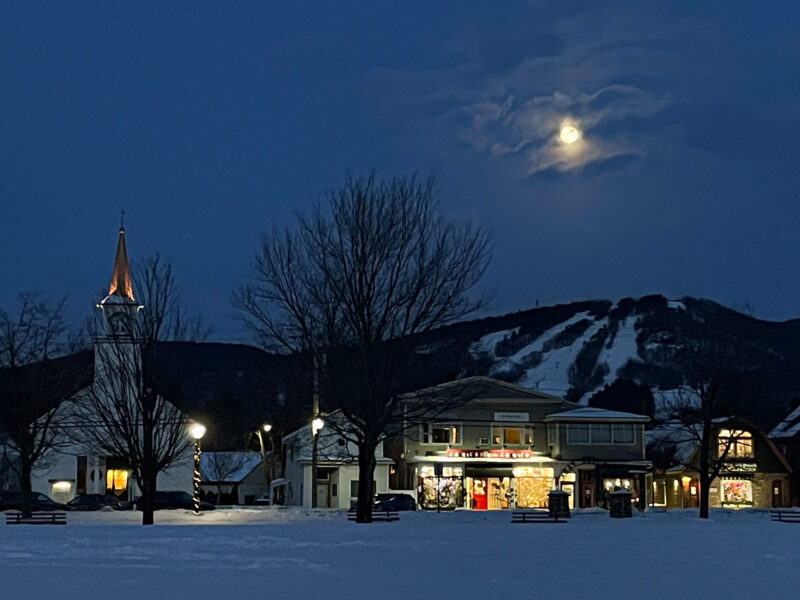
[445,449,533,459]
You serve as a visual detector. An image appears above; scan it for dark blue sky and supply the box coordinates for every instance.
[2,1,799,341]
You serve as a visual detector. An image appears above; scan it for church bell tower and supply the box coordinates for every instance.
[98,225,142,335]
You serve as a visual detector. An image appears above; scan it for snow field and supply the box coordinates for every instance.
[2,508,797,600]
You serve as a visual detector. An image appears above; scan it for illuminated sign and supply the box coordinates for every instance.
[445,449,534,459]
[720,462,758,474]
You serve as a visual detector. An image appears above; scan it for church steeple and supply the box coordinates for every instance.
[108,226,135,301]
[98,223,142,336]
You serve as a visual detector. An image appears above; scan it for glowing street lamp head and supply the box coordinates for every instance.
[189,423,207,440]
[559,125,581,144]
[262,423,273,433]
[312,418,325,434]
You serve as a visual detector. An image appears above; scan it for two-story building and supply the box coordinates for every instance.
[389,377,651,510]
[769,405,800,506]
[279,412,394,509]
[649,417,792,509]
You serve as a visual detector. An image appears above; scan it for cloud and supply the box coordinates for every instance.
[456,84,669,176]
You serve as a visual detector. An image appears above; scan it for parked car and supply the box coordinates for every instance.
[66,494,124,511]
[134,491,215,511]
[373,493,417,511]
[0,491,71,512]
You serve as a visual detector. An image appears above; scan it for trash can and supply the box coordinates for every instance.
[609,489,633,518]
[548,489,570,519]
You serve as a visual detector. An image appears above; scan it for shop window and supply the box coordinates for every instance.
[511,467,555,509]
[652,480,667,506]
[613,424,635,444]
[718,430,753,459]
[721,479,753,506]
[603,478,633,492]
[422,423,460,445]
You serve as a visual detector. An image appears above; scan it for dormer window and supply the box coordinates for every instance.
[718,429,753,459]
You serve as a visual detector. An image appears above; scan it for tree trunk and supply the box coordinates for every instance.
[355,441,378,524]
[140,465,157,526]
[699,429,711,519]
[19,457,34,518]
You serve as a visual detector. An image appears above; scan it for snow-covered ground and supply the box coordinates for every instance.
[2,507,798,599]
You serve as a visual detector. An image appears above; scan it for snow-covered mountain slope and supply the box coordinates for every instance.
[411,295,800,429]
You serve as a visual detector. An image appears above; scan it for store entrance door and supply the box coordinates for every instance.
[472,479,488,510]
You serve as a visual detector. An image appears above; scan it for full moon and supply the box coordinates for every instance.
[560,125,581,144]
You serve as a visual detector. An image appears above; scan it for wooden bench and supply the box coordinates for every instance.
[347,508,399,522]
[511,510,565,524]
[5,511,67,525]
[770,510,800,523]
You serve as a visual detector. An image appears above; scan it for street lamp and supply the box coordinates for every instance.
[189,423,206,515]
[256,423,275,499]
[310,417,324,508]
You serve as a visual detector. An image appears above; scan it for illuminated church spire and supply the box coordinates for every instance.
[98,217,142,335]
[108,226,135,301]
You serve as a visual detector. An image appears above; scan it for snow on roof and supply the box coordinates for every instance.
[201,452,262,483]
[544,407,650,422]
[770,405,800,439]
[647,423,700,466]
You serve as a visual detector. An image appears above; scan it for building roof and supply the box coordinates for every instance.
[543,407,650,422]
[769,405,800,440]
[401,375,571,404]
[200,452,263,483]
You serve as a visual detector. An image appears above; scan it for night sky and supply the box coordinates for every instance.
[3,1,799,341]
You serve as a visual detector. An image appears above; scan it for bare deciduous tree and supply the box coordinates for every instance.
[650,343,746,518]
[202,452,249,504]
[133,253,212,342]
[70,324,192,525]
[0,292,84,516]
[234,173,491,522]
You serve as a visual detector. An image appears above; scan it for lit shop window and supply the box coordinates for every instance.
[492,426,533,446]
[652,481,667,506]
[106,469,128,494]
[512,467,555,509]
[603,478,633,492]
[721,479,753,506]
[422,423,460,444]
[718,430,753,459]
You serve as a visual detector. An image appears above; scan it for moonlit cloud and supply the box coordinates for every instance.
[457,84,669,176]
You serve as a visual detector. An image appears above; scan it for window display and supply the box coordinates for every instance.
[418,465,463,510]
[721,479,753,506]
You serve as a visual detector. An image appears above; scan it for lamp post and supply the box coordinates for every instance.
[311,417,324,508]
[256,424,275,499]
[189,423,206,515]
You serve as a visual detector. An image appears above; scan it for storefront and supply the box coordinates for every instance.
[414,449,564,510]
